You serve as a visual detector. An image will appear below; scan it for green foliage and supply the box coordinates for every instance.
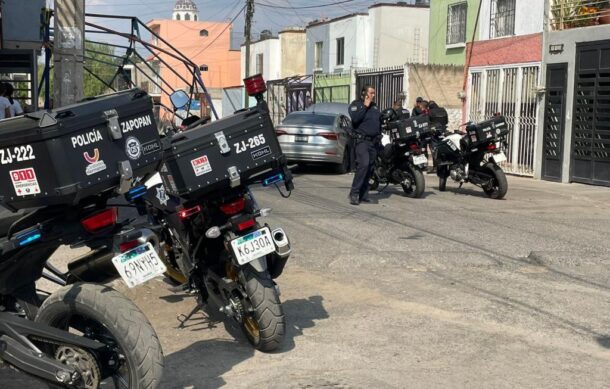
[38,42,121,99]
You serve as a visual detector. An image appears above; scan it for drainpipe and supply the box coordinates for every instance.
[462,0,484,124]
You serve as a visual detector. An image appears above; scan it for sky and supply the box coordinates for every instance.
[76,0,413,43]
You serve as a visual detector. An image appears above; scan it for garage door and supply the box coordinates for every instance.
[571,41,610,186]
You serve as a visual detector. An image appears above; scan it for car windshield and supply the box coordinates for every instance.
[282,114,336,126]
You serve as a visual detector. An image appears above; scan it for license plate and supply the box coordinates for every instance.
[413,155,427,165]
[493,151,507,163]
[295,135,308,143]
[111,243,166,288]
[230,227,276,265]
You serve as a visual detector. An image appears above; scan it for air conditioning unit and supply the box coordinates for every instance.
[2,0,47,50]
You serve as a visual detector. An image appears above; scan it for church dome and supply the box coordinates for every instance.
[174,0,198,12]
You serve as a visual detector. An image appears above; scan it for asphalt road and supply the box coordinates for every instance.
[2,168,610,388]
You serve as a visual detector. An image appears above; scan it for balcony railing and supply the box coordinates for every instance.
[551,0,610,30]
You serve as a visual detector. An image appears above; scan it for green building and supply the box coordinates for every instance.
[428,0,481,66]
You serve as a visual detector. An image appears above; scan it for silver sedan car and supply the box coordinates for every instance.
[275,107,352,173]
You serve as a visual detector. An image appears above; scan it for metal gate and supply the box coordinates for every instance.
[542,63,567,182]
[267,75,312,125]
[571,41,610,186]
[355,66,404,111]
[468,65,540,176]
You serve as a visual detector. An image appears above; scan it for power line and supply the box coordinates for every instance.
[255,0,355,10]
[190,4,246,58]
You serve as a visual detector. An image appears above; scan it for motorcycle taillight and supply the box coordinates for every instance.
[220,198,246,216]
[119,240,140,253]
[81,208,118,234]
[487,143,497,151]
[409,143,420,151]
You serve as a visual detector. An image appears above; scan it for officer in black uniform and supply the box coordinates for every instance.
[348,85,381,205]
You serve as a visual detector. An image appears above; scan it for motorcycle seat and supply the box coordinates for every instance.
[0,208,35,238]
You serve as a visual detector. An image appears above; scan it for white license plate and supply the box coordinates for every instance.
[295,135,308,143]
[493,151,507,163]
[413,155,428,165]
[111,243,166,288]
[230,227,276,265]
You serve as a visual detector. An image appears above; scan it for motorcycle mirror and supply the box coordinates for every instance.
[259,208,272,217]
[170,90,189,109]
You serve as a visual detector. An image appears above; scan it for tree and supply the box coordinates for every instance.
[38,41,121,102]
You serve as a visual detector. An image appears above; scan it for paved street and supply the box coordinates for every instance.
[2,169,610,388]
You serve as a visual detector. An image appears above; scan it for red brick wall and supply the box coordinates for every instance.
[466,33,542,67]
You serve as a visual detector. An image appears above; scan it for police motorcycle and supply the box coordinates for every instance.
[0,89,164,387]
[130,74,294,352]
[430,115,510,199]
[368,108,432,198]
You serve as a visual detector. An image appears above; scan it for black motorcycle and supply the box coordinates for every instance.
[0,198,164,388]
[132,78,293,352]
[430,116,510,199]
[368,110,433,198]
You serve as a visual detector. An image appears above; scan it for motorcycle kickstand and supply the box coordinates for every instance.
[177,302,204,328]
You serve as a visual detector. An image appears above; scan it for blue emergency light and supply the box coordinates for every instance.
[127,185,147,200]
[263,173,284,187]
[16,229,42,246]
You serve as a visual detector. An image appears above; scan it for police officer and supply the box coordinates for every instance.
[348,85,381,205]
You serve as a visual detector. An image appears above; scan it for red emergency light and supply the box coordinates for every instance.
[244,74,267,96]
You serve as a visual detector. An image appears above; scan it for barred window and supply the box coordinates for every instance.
[490,0,516,38]
[446,2,467,46]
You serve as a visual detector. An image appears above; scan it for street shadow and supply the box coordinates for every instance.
[290,163,349,176]
[372,186,436,200]
[597,336,610,349]
[162,338,254,389]
[443,185,501,199]
[181,295,329,354]
[158,293,190,303]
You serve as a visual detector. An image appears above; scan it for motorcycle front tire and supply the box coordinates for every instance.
[438,166,448,192]
[35,283,164,389]
[239,265,285,352]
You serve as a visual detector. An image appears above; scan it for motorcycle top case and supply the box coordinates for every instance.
[467,115,509,148]
[388,115,435,143]
[160,104,285,199]
[0,89,162,211]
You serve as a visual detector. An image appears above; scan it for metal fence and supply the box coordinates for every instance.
[550,0,610,30]
[267,75,313,125]
[355,66,404,110]
[468,65,540,176]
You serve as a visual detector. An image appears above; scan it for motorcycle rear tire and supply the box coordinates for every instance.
[369,173,380,191]
[239,265,285,352]
[401,167,425,198]
[35,283,164,389]
[481,162,508,199]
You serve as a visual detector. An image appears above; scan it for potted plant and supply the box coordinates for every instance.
[598,1,610,25]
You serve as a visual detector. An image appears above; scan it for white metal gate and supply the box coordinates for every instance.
[468,64,540,176]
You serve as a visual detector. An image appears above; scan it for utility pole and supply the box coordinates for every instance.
[54,0,85,107]
[244,0,254,108]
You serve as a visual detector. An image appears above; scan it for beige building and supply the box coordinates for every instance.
[241,28,306,82]
[279,28,306,78]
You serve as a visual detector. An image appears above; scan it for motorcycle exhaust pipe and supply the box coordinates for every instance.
[267,228,291,279]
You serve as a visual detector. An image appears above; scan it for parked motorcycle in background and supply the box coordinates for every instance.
[368,109,433,198]
[430,115,510,199]
[132,75,294,352]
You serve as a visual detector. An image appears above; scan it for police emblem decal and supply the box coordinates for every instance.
[125,136,142,160]
[156,185,169,206]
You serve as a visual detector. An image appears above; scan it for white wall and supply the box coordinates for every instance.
[479,0,544,40]
[306,23,330,74]
[369,5,430,66]
[240,38,281,81]
[328,15,371,72]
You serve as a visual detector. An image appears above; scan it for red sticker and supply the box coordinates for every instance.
[10,168,41,196]
[191,155,212,177]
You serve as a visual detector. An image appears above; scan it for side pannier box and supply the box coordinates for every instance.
[388,115,434,143]
[0,89,162,211]
[160,105,285,199]
[467,115,509,148]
